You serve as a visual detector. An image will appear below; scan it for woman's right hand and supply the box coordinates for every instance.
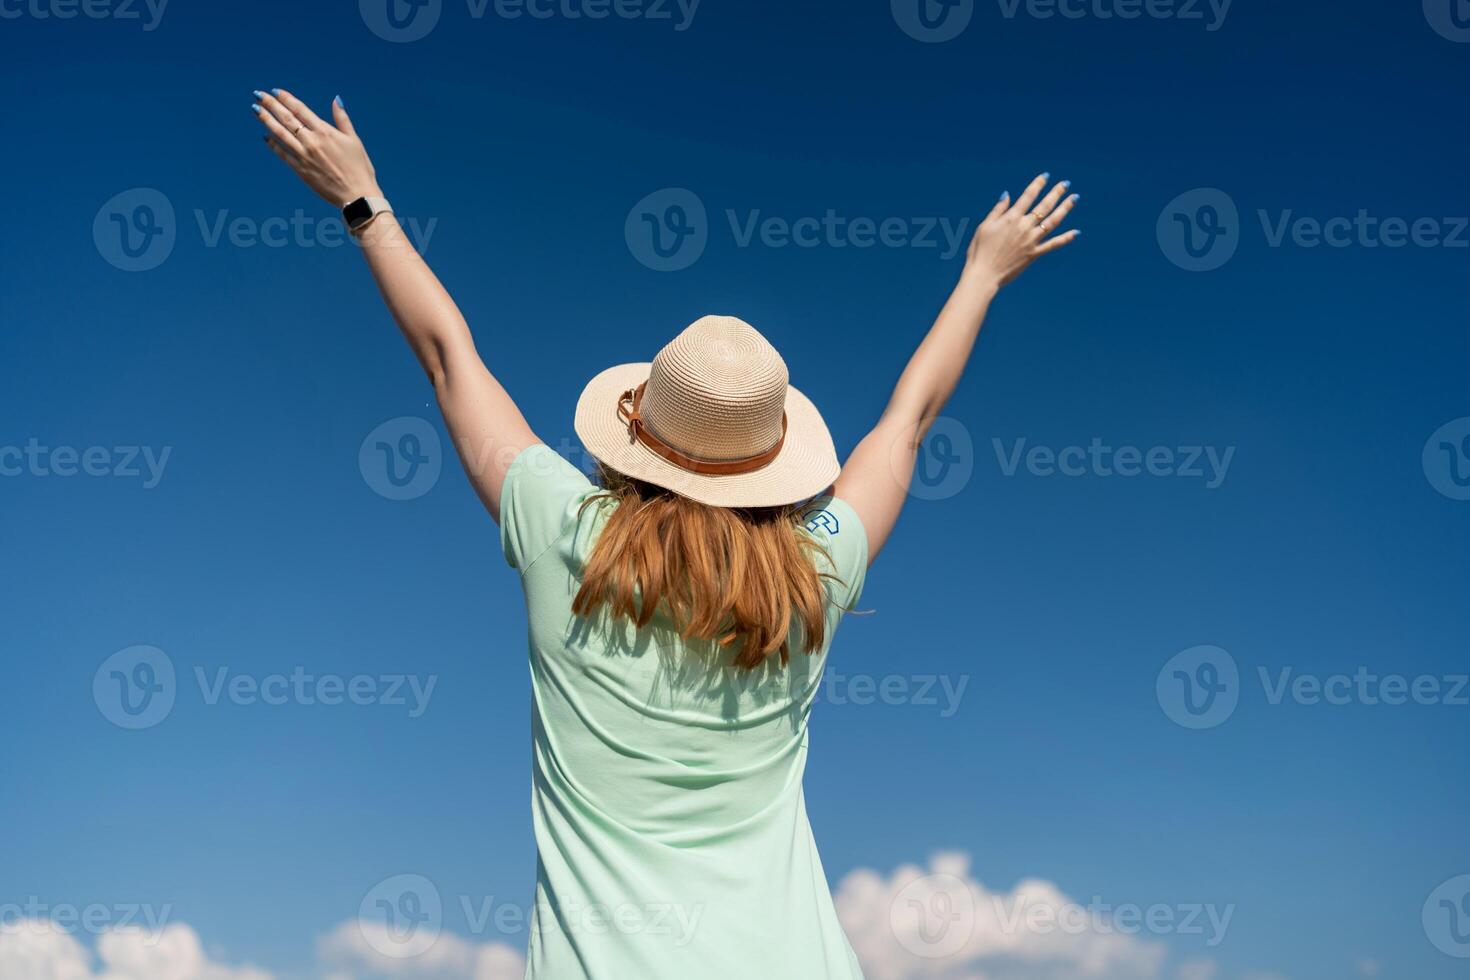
[252,89,383,208]
[960,173,1080,289]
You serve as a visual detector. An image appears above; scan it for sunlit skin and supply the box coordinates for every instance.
[252,89,1079,557]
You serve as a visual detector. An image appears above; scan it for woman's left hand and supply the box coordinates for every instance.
[252,89,382,207]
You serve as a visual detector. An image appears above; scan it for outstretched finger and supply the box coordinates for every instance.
[1038,192,1079,234]
[1029,181,1072,223]
[330,95,356,137]
[270,88,329,132]
[1011,172,1051,215]
[1034,229,1080,255]
[984,191,1011,223]
[251,103,305,156]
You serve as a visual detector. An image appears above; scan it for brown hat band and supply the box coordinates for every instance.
[617,382,787,476]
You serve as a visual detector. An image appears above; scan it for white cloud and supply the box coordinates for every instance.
[1175,959,1218,980]
[316,921,523,980]
[0,920,269,980]
[834,852,1169,980]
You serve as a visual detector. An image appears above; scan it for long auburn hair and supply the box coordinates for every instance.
[571,467,834,670]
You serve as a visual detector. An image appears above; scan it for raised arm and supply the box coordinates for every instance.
[252,89,537,522]
[833,173,1079,561]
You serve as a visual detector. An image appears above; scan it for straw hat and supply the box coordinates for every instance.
[574,315,840,507]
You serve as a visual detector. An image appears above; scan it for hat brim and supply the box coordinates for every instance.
[574,362,840,508]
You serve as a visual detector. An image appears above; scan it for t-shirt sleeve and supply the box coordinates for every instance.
[499,443,597,571]
[799,496,869,611]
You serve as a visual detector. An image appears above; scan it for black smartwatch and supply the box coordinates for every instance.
[342,195,393,234]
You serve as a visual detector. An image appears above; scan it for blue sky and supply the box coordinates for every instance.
[2,0,1468,978]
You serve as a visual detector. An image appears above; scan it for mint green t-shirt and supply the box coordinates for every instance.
[499,444,869,980]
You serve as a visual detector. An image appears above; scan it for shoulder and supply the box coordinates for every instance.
[798,496,869,608]
[499,444,599,571]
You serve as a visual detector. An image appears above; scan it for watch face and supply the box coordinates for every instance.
[343,198,372,228]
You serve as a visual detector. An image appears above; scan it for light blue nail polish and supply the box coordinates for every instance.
[250,104,262,114]
[254,90,266,100]
[271,88,282,96]
[1040,173,1051,182]
[334,95,344,108]
[1060,180,1071,189]
[999,191,1010,202]
[1070,194,1080,202]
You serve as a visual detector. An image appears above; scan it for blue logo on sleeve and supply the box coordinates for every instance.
[803,509,839,535]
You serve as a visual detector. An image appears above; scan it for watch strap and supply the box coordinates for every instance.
[343,195,392,232]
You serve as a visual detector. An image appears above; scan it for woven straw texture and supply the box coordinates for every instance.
[575,316,840,507]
